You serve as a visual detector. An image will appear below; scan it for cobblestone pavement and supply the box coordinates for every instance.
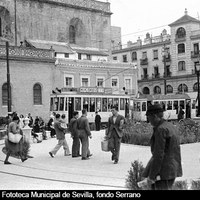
[0,130,200,190]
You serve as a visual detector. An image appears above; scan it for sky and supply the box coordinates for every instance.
[106,0,200,46]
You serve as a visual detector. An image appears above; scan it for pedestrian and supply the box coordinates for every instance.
[95,111,101,131]
[142,104,183,190]
[177,106,185,121]
[47,117,56,138]
[69,111,81,157]
[4,115,28,164]
[106,105,125,164]
[186,101,191,119]
[49,113,71,158]
[77,109,92,160]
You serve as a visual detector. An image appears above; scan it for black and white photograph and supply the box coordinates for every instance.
[0,0,200,196]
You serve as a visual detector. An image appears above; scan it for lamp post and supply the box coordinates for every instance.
[196,63,200,117]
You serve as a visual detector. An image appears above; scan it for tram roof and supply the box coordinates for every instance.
[136,93,191,101]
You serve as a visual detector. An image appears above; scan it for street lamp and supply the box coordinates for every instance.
[196,63,200,117]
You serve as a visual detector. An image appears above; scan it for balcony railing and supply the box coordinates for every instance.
[152,73,160,79]
[191,51,200,58]
[140,58,148,65]
[141,74,149,80]
[162,54,171,62]
[163,71,172,78]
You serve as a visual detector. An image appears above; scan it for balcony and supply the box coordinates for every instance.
[163,71,172,78]
[141,74,149,80]
[162,54,171,62]
[191,51,200,59]
[152,73,160,79]
[140,57,148,65]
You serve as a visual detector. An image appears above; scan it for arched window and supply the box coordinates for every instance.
[2,83,12,106]
[178,43,185,53]
[178,84,188,93]
[166,85,173,93]
[178,61,186,71]
[69,25,76,44]
[176,27,186,38]
[131,52,137,61]
[33,83,42,105]
[193,82,198,92]
[142,87,150,94]
[153,86,161,94]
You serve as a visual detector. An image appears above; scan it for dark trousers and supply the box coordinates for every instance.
[109,130,121,162]
[79,132,89,158]
[151,179,175,190]
[95,122,101,131]
[72,136,80,157]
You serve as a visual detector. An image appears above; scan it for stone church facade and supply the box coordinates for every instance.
[0,0,138,121]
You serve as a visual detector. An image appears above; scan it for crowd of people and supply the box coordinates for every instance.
[2,103,183,190]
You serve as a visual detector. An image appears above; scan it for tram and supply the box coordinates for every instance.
[50,87,130,125]
[132,93,197,121]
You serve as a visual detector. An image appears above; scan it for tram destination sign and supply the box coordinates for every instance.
[79,87,112,94]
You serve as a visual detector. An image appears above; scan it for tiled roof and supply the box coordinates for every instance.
[25,39,74,54]
[169,14,200,26]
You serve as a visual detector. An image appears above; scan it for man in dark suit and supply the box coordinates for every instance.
[69,111,81,157]
[77,109,92,160]
[106,105,125,164]
[142,104,183,190]
[49,113,71,157]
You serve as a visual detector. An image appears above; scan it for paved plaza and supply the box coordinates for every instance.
[0,130,200,190]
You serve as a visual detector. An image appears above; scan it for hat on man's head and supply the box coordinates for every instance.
[146,104,164,116]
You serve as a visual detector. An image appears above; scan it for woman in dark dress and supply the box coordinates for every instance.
[4,116,27,164]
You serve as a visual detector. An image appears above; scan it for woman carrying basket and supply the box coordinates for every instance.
[4,116,28,164]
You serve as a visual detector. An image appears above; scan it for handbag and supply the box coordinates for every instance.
[101,139,109,152]
[8,132,22,143]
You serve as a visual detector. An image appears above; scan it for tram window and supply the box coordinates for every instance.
[59,97,64,111]
[136,102,141,111]
[54,97,59,111]
[192,100,196,109]
[96,98,101,112]
[180,100,185,109]
[142,102,146,111]
[83,98,89,111]
[120,98,125,110]
[50,97,54,111]
[90,98,95,112]
[167,101,172,110]
[65,97,68,111]
[160,101,166,110]
[108,98,113,110]
[102,98,107,112]
[113,98,119,110]
[173,101,178,111]
[75,97,81,111]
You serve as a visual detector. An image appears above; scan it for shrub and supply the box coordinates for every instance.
[122,118,200,145]
[172,180,188,190]
[191,179,200,190]
[125,160,149,190]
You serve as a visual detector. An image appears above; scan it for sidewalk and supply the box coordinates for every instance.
[0,130,200,190]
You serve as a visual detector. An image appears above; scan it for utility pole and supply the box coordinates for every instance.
[6,41,11,113]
